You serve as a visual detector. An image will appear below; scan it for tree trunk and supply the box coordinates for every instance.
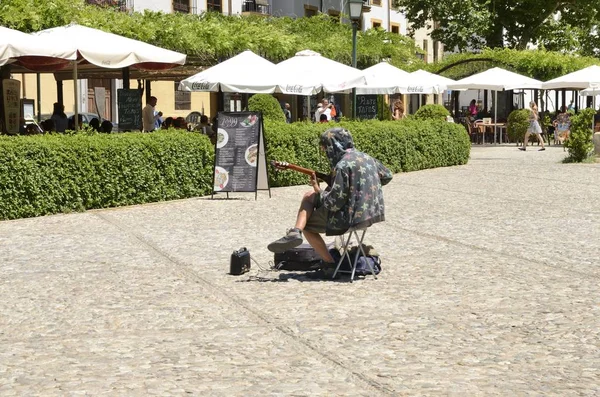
[486,22,504,48]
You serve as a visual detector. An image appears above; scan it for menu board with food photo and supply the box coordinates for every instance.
[212,111,270,198]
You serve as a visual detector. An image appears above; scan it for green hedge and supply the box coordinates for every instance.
[0,131,214,220]
[0,120,470,220]
[507,109,530,143]
[564,108,595,162]
[248,94,286,123]
[413,104,450,121]
[264,119,471,187]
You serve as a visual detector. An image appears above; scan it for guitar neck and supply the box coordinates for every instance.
[283,163,315,176]
[272,160,331,185]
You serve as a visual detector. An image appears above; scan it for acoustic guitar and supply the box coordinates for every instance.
[271,160,332,186]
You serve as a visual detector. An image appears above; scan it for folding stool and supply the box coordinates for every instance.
[331,227,377,282]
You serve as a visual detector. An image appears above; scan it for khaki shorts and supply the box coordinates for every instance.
[304,204,327,233]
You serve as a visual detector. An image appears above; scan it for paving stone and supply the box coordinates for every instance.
[0,145,598,395]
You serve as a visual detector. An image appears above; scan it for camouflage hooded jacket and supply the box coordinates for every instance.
[318,128,393,236]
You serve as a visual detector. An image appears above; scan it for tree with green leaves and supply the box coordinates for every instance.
[0,0,422,69]
[393,0,600,54]
[429,48,599,81]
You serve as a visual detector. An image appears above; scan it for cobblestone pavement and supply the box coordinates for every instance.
[0,145,598,396]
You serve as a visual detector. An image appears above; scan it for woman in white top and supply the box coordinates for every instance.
[519,101,545,151]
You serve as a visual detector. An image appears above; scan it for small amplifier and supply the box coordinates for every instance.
[230,247,251,275]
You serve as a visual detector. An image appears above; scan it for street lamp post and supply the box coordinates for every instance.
[349,0,363,120]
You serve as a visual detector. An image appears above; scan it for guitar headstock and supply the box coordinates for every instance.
[271,160,290,170]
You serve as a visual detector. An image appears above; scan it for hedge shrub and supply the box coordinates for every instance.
[264,119,471,187]
[507,109,529,143]
[0,131,214,220]
[247,94,286,122]
[0,120,470,220]
[413,104,450,121]
[564,108,594,162]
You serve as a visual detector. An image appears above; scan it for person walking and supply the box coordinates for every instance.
[519,101,545,151]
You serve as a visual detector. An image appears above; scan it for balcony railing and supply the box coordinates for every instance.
[242,0,271,15]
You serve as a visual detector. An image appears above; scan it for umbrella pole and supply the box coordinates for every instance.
[306,95,310,122]
[494,91,498,144]
[73,61,79,131]
[36,73,41,123]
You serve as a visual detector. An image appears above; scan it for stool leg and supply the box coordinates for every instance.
[332,233,352,279]
[333,229,377,281]
[350,229,376,281]
[349,230,362,281]
[356,230,377,279]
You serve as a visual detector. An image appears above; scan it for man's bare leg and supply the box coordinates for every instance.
[295,191,335,263]
[267,191,315,253]
[294,191,317,230]
[303,230,335,263]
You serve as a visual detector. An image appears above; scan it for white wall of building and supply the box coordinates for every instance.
[271,0,319,17]
[133,0,171,13]
[361,0,406,34]
[270,1,406,34]
[230,0,243,14]
[133,0,237,15]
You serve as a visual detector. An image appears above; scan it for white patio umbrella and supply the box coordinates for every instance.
[0,26,77,68]
[179,50,278,93]
[545,65,600,127]
[542,65,600,90]
[0,26,78,133]
[447,67,543,143]
[447,67,542,91]
[32,24,186,129]
[579,82,600,131]
[405,69,456,94]
[355,62,411,95]
[275,50,365,95]
[33,24,186,69]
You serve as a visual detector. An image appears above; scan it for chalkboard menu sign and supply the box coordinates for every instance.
[117,89,142,131]
[212,112,270,198]
[356,95,378,120]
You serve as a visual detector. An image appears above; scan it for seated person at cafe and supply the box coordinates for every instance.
[553,106,571,144]
[468,100,478,118]
[41,119,55,133]
[89,117,101,132]
[101,120,113,133]
[162,117,174,129]
[194,115,212,134]
[476,107,491,120]
[68,114,84,130]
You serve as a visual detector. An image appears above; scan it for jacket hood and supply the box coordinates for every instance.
[320,127,354,168]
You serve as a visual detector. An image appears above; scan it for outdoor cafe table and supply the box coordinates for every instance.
[477,122,507,144]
